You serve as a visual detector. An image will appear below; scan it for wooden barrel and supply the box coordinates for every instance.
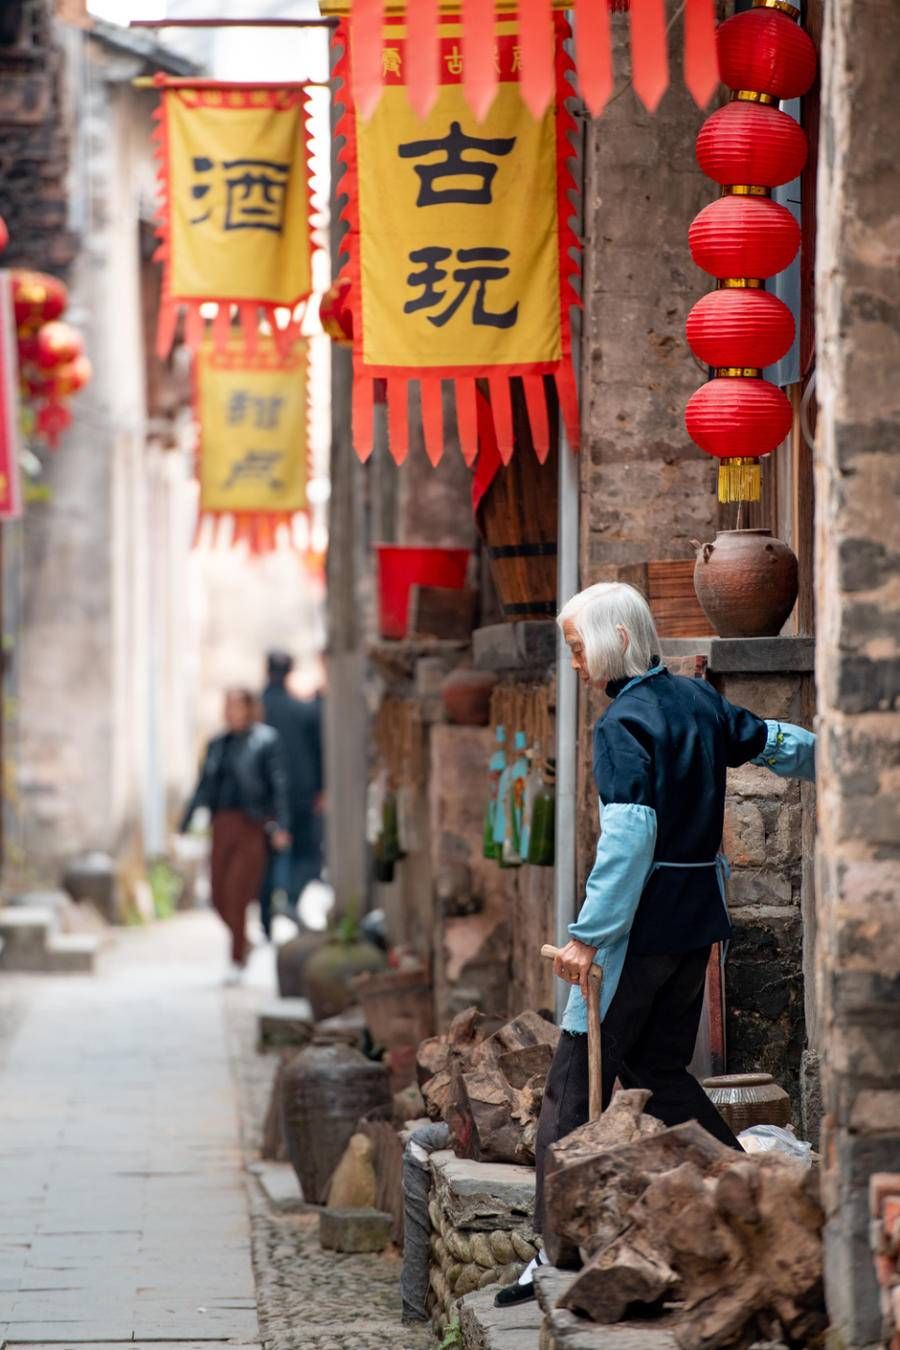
[477,383,559,621]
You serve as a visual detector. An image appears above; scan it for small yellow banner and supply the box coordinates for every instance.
[196,339,307,515]
[154,84,314,351]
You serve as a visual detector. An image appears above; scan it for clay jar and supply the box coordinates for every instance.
[281,1042,391,1203]
[440,668,498,726]
[304,935,387,1022]
[702,1072,792,1133]
[693,528,798,638]
[276,931,327,1000]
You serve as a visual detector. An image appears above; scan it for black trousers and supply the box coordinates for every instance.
[534,943,741,1234]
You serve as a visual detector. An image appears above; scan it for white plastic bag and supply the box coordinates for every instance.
[738,1123,814,1168]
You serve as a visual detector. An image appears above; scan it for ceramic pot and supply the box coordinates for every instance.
[440,668,498,726]
[693,528,798,637]
[276,931,327,999]
[304,937,387,1022]
[280,1043,391,1203]
[702,1072,792,1133]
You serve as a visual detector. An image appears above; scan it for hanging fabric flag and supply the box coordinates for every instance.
[0,272,23,520]
[194,335,309,552]
[335,10,580,464]
[151,79,315,356]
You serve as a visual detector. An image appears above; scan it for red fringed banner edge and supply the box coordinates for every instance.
[191,337,313,557]
[343,0,718,121]
[333,13,582,467]
[151,77,318,359]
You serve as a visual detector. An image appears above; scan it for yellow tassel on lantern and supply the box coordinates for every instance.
[718,457,762,503]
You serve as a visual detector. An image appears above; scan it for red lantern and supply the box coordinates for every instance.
[696,101,808,188]
[686,288,795,369]
[319,276,353,348]
[685,376,792,459]
[36,398,73,449]
[51,355,92,397]
[717,7,817,100]
[0,216,8,253]
[34,321,84,370]
[11,270,68,331]
[689,195,800,279]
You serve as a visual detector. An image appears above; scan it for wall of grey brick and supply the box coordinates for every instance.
[578,11,718,576]
[815,1,900,1344]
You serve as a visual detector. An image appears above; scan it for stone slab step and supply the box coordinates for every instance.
[256,997,314,1050]
[430,1149,536,1231]
[459,1286,542,1350]
[248,1159,305,1212]
[0,906,54,970]
[46,932,100,974]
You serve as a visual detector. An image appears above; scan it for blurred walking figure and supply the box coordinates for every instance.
[260,650,324,935]
[181,688,290,981]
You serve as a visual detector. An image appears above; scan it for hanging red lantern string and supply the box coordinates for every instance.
[0,216,8,253]
[11,270,68,331]
[319,275,353,348]
[33,321,84,370]
[685,0,816,504]
[686,287,795,369]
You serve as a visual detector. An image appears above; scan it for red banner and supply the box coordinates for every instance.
[0,272,23,520]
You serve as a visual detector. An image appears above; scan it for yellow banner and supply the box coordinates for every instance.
[197,339,307,515]
[160,86,313,309]
[353,25,562,373]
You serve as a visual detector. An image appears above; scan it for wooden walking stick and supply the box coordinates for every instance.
[541,944,604,1120]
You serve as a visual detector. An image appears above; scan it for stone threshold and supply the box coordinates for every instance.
[660,635,814,675]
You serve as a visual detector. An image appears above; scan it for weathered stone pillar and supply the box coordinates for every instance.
[815,2,900,1343]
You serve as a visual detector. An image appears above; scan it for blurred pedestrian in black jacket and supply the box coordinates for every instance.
[181,688,290,979]
[259,651,324,935]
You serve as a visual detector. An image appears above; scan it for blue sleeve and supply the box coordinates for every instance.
[568,800,658,949]
[752,720,816,782]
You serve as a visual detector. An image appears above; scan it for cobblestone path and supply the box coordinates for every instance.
[0,910,434,1350]
[227,967,434,1350]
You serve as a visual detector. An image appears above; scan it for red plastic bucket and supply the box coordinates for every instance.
[376,545,471,639]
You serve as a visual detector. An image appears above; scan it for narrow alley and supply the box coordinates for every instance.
[0,915,429,1350]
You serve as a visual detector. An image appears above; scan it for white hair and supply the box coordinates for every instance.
[557,582,660,685]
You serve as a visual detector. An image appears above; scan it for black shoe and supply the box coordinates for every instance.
[494,1278,536,1308]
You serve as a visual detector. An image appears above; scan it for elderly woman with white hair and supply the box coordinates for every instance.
[496,581,816,1308]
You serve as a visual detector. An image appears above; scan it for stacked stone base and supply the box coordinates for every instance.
[427,1149,538,1337]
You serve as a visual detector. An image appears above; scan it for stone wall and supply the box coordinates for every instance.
[715,669,814,1113]
[815,1,900,1344]
[579,11,718,576]
[0,0,76,273]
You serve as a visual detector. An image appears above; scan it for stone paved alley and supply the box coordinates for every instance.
[0,913,433,1350]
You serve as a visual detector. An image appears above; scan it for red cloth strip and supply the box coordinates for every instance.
[576,0,614,118]
[472,386,502,512]
[629,0,669,113]
[462,0,498,123]
[455,379,480,467]
[522,375,551,463]
[387,376,409,464]
[184,303,204,352]
[212,304,231,354]
[488,375,515,465]
[684,0,719,109]
[351,0,385,120]
[406,0,439,119]
[353,375,375,461]
[156,299,177,360]
[239,303,259,355]
[520,0,555,119]
[556,365,581,451]
[420,378,445,466]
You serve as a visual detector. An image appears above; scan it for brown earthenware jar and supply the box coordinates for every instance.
[693,529,798,638]
[440,668,498,726]
[281,1043,391,1203]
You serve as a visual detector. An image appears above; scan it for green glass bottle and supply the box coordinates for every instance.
[527,757,556,867]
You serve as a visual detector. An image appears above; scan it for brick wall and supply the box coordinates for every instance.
[815,0,900,1344]
[0,0,76,272]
